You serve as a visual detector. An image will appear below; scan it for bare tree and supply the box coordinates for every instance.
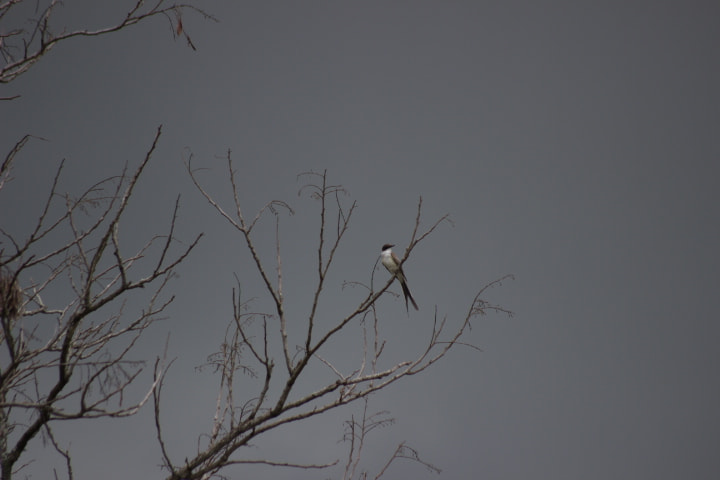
[149,157,513,480]
[0,0,214,87]
[1,3,513,477]
[0,127,201,480]
[1,139,512,479]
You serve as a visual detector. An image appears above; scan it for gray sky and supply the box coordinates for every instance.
[2,1,720,479]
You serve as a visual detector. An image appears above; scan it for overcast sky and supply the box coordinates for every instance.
[2,1,720,479]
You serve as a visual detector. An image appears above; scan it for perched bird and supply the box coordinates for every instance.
[380,243,419,311]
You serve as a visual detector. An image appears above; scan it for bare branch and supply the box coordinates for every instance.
[221,458,338,470]
[0,0,217,83]
[44,424,73,480]
[154,354,176,475]
[374,441,441,479]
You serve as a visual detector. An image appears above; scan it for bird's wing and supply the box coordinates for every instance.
[390,250,401,267]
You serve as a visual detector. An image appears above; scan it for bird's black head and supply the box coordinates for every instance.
[381,243,394,251]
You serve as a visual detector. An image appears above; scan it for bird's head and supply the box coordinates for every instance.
[381,243,394,251]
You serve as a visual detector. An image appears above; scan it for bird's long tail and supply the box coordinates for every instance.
[400,280,419,311]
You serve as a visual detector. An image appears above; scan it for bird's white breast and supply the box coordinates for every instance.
[381,250,398,273]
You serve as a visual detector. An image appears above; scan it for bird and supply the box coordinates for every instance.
[380,243,419,311]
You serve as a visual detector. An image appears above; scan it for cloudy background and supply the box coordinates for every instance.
[2,1,719,479]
